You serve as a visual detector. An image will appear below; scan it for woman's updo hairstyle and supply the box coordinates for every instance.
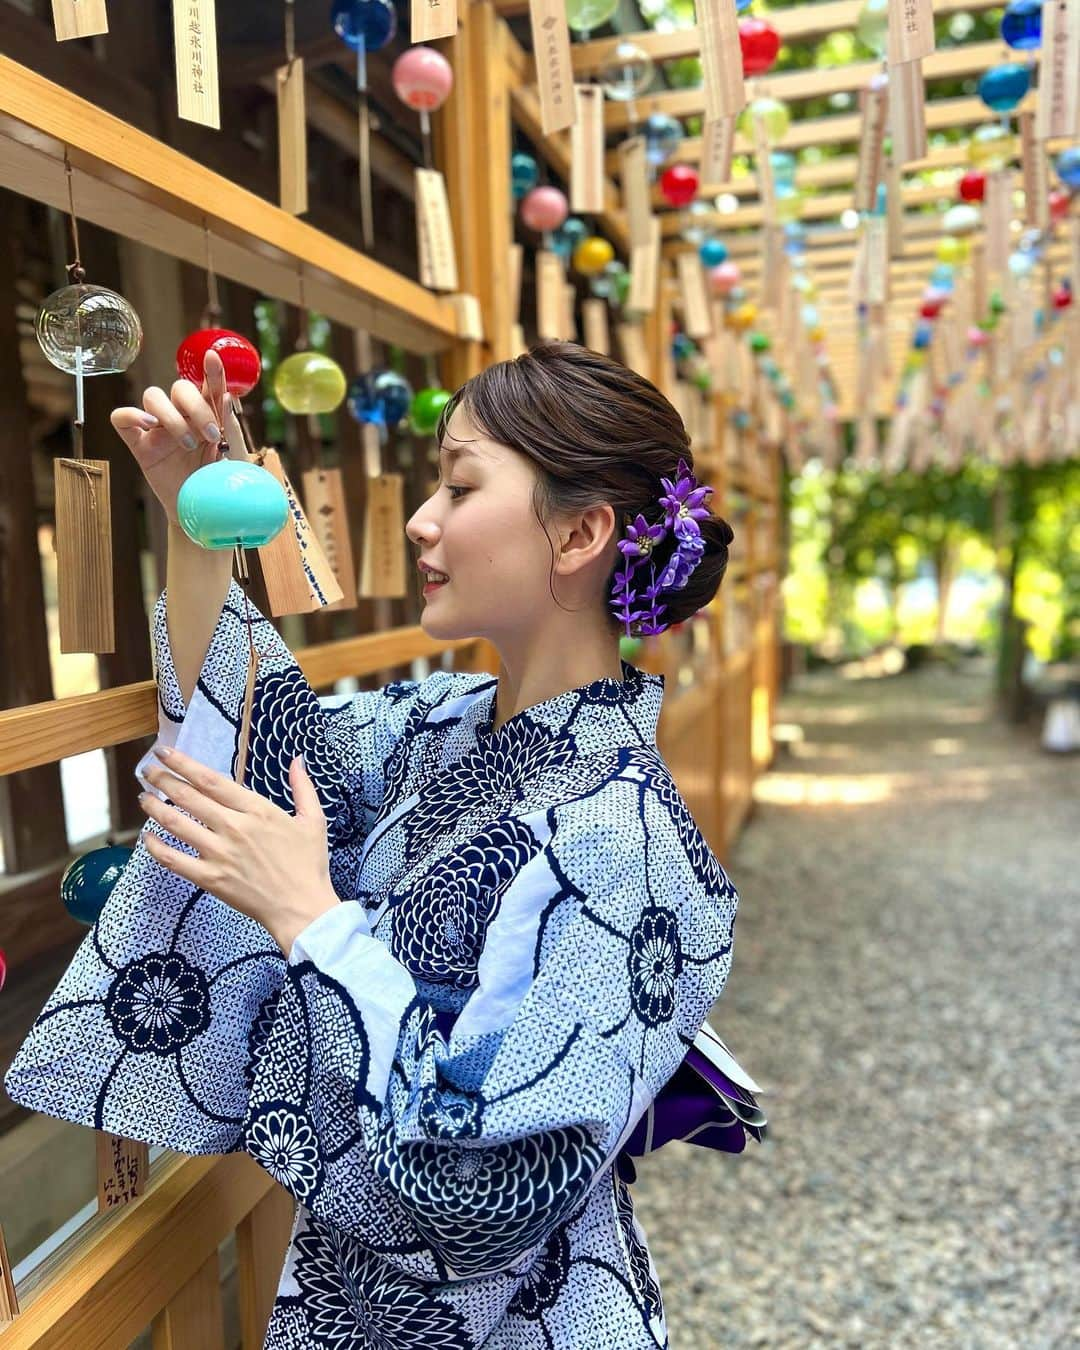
[435,341,735,633]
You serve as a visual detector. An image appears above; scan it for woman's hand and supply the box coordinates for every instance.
[138,746,340,956]
[110,349,246,525]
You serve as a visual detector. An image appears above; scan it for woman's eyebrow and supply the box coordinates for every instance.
[438,443,482,463]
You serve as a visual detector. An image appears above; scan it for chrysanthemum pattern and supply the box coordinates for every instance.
[627,907,684,1027]
[104,951,211,1054]
[286,1212,470,1349]
[404,715,576,854]
[507,1228,572,1320]
[389,818,540,987]
[244,1102,324,1201]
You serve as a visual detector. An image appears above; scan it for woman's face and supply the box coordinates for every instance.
[404,406,563,644]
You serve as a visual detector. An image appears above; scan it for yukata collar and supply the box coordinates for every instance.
[473,659,665,748]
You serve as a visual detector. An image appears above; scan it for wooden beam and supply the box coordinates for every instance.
[606,41,1017,130]
[663,180,957,235]
[0,56,462,352]
[606,96,1034,174]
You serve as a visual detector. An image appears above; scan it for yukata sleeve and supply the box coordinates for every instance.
[2,582,447,1154]
[239,767,740,1283]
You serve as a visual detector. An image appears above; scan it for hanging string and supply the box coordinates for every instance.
[63,149,87,457]
[284,0,296,73]
[357,39,375,251]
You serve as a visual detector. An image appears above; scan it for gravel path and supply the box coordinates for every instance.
[633,660,1078,1349]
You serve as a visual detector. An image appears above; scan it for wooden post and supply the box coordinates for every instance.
[0,190,68,871]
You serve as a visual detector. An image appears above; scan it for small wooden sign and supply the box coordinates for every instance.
[52,0,108,40]
[449,292,485,341]
[415,168,459,292]
[1019,110,1049,231]
[412,0,457,42]
[1036,0,1080,140]
[253,448,343,614]
[359,473,407,598]
[536,249,564,340]
[701,115,735,187]
[865,215,888,304]
[620,136,652,249]
[276,56,308,216]
[854,81,889,213]
[751,112,776,223]
[985,170,1012,277]
[699,0,745,120]
[628,215,661,315]
[885,152,905,257]
[0,1221,19,1322]
[563,282,577,341]
[302,467,357,610]
[529,0,575,135]
[889,60,927,167]
[582,297,610,354]
[617,321,649,377]
[676,250,712,339]
[509,242,524,322]
[97,1134,149,1212]
[887,0,935,64]
[55,457,114,654]
[571,85,605,214]
[173,0,220,130]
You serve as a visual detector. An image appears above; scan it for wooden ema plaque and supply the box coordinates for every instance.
[701,115,735,187]
[253,448,343,615]
[97,1134,149,1213]
[449,292,484,341]
[887,0,935,64]
[55,457,114,654]
[864,215,888,305]
[52,0,108,40]
[699,0,744,120]
[302,467,358,610]
[412,0,457,42]
[276,56,308,216]
[529,0,575,135]
[1036,0,1080,140]
[628,216,661,315]
[854,81,889,213]
[571,85,605,214]
[416,168,459,292]
[889,60,927,166]
[677,251,712,339]
[359,474,407,598]
[174,0,220,130]
[885,152,905,257]
[1019,110,1049,232]
[536,249,564,340]
[620,136,652,249]
[583,297,610,354]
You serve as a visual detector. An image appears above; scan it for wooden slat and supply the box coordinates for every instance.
[235,1188,295,1350]
[0,1156,272,1350]
[0,629,479,776]
[605,40,1017,129]
[0,57,460,353]
[151,1252,225,1350]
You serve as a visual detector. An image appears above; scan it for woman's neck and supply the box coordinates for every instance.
[490,630,625,732]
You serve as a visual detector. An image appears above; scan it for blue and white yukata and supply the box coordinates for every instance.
[6,581,752,1348]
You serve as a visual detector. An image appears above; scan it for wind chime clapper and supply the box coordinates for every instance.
[36,153,144,654]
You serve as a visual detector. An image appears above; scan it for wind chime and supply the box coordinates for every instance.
[35,153,143,655]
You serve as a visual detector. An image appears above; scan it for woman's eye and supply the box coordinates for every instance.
[445,484,469,500]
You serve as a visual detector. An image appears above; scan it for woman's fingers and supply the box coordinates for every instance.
[109,406,160,452]
[142,385,203,451]
[171,378,223,446]
[202,350,246,460]
[139,792,219,858]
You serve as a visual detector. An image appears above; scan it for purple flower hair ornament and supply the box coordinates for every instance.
[608,459,716,639]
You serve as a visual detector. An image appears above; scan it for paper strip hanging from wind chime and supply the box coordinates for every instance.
[277,0,308,215]
[51,0,108,41]
[173,0,220,129]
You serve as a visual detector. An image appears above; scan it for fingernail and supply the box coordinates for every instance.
[181,433,198,451]
[138,414,160,429]
[204,422,221,442]
[156,745,173,758]
[137,792,147,806]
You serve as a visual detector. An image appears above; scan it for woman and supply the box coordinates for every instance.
[6,341,762,1347]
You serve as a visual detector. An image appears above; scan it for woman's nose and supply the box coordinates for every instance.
[405,501,440,546]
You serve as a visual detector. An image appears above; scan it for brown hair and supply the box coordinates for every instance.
[436,341,734,635]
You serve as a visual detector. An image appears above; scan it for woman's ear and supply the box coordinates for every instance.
[555,502,617,577]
